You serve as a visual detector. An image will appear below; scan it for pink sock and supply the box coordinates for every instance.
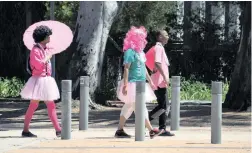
[23,101,39,132]
[46,101,61,132]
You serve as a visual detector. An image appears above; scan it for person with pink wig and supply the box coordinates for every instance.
[115,26,163,139]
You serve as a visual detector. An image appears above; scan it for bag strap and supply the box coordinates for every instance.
[36,43,49,75]
[26,55,32,75]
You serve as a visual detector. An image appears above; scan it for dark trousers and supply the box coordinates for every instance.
[149,87,168,130]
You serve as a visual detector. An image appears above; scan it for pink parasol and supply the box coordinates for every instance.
[23,20,73,54]
[145,46,155,71]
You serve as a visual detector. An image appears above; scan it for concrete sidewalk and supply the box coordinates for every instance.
[1,127,251,153]
[0,103,251,153]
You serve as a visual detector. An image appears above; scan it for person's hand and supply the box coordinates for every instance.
[153,68,158,73]
[122,85,128,96]
[164,77,169,87]
[149,81,156,90]
[45,54,52,62]
[46,55,52,62]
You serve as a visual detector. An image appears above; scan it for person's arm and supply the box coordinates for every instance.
[123,63,130,87]
[146,67,156,89]
[122,49,135,86]
[155,62,167,81]
[30,48,51,71]
[145,67,152,83]
[154,45,169,85]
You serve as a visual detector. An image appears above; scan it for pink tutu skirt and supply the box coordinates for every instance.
[117,80,157,104]
[20,76,60,101]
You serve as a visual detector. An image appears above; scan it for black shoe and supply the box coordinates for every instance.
[22,131,37,138]
[56,131,61,137]
[115,129,131,138]
[159,129,175,136]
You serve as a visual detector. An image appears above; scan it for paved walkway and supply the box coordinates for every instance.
[0,102,251,153]
[0,127,251,153]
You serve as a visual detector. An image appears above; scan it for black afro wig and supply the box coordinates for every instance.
[32,25,52,43]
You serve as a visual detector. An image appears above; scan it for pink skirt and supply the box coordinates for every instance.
[20,76,60,101]
[117,80,157,104]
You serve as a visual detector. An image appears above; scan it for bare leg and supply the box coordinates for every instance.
[144,104,153,131]
[118,103,134,130]
[115,103,134,138]
[118,116,127,130]
[145,119,153,131]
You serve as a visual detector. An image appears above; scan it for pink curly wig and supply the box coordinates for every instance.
[123,26,147,53]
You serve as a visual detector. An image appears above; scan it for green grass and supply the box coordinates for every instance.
[166,78,229,101]
[0,77,25,98]
[0,76,229,101]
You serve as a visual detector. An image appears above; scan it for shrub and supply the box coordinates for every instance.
[0,77,24,98]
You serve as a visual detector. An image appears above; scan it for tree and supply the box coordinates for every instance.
[111,1,176,33]
[93,1,178,104]
[57,1,118,101]
[224,2,251,111]
[44,1,79,30]
[0,2,46,79]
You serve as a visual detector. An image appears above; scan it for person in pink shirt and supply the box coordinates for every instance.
[148,30,175,136]
[20,25,61,137]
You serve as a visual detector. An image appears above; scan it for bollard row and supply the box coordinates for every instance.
[60,76,222,144]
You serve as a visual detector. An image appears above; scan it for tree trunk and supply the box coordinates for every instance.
[183,1,192,48]
[224,2,230,41]
[224,2,251,111]
[58,1,118,101]
[25,2,32,79]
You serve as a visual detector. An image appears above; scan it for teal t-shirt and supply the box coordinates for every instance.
[123,49,146,82]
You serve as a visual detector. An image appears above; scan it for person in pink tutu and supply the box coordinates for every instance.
[115,26,163,139]
[20,25,61,137]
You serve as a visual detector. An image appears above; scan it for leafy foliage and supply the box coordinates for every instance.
[111,1,177,33]
[0,1,242,105]
[0,77,25,98]
[0,2,46,79]
[163,2,240,83]
[166,77,229,101]
[44,1,79,30]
